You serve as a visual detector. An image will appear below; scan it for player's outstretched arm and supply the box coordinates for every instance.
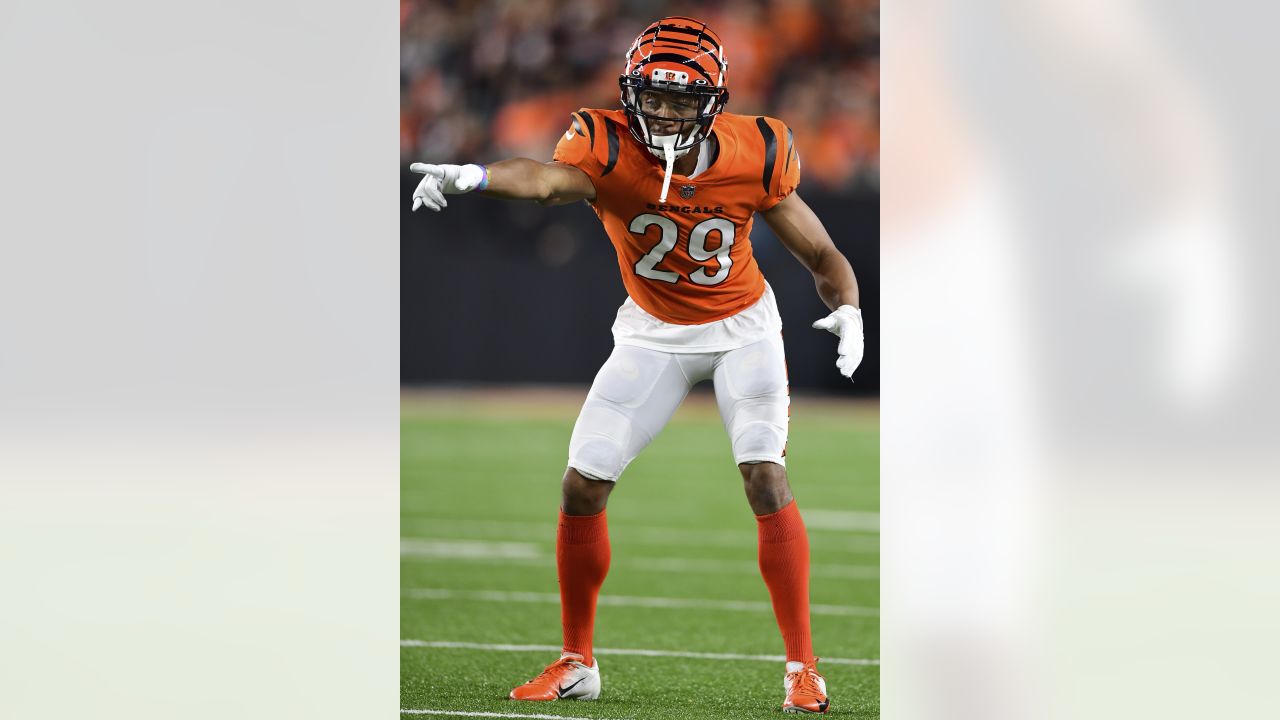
[410,159,595,212]
[761,192,865,379]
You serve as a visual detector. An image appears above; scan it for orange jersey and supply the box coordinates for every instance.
[552,109,801,325]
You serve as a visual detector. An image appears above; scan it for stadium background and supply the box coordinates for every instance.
[401,0,879,394]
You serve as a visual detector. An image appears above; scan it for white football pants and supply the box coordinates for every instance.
[567,334,790,482]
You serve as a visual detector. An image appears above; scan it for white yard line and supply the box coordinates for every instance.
[399,539,879,580]
[400,519,880,551]
[402,588,879,617]
[400,539,543,559]
[400,710,607,719]
[622,556,879,580]
[401,640,880,666]
[801,509,880,532]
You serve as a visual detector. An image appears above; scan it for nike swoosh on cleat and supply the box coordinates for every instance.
[556,676,587,698]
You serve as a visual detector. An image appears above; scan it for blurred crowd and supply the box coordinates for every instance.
[401,0,879,191]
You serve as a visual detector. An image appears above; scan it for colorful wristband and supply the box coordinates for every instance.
[476,164,489,191]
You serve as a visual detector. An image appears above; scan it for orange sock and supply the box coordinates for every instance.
[557,509,610,665]
[756,500,814,663]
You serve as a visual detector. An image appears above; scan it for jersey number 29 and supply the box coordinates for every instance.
[630,214,735,286]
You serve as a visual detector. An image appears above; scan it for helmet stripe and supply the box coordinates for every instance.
[642,35,700,48]
[652,24,721,51]
[636,37,721,63]
[636,53,716,83]
[641,34,720,55]
[634,36,723,70]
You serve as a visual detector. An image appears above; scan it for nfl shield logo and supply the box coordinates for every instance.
[679,184,696,200]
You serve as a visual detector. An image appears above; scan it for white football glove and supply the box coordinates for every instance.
[811,305,865,380]
[410,163,487,212]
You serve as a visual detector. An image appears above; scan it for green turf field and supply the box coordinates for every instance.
[401,390,879,719]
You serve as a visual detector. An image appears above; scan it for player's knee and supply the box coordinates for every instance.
[568,402,633,481]
[740,460,787,487]
[739,461,792,514]
[562,467,614,515]
[567,436,627,482]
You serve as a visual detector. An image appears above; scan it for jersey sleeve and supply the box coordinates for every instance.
[552,109,606,178]
[756,117,802,211]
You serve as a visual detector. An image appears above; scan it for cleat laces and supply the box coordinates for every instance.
[787,658,824,696]
[527,656,575,685]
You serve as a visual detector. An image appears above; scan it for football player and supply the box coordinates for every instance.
[410,16,862,715]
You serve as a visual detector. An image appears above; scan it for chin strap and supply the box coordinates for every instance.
[658,139,676,203]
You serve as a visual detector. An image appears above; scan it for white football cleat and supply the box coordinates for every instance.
[508,652,601,701]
